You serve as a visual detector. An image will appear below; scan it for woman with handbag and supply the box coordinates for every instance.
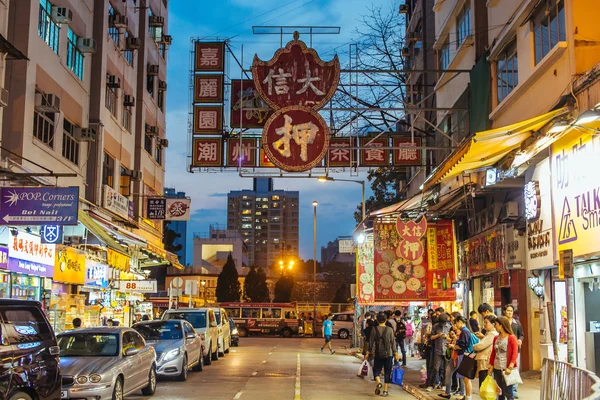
[438,316,471,399]
[488,316,519,400]
[473,315,498,388]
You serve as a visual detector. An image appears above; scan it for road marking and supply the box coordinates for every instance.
[262,360,266,363]
[234,391,243,399]
[294,353,301,400]
[252,371,258,376]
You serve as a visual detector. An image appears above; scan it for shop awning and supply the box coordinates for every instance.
[89,213,147,247]
[166,251,185,270]
[423,107,569,190]
[78,211,129,255]
[0,34,28,60]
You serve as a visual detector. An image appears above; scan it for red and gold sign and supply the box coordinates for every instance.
[230,80,272,128]
[373,217,428,302]
[227,138,256,167]
[357,237,375,305]
[393,137,421,166]
[327,137,356,167]
[192,138,222,167]
[193,106,223,134]
[360,137,389,167]
[426,220,456,301]
[258,140,275,167]
[262,105,329,172]
[252,33,340,111]
[194,74,224,103]
[194,42,225,72]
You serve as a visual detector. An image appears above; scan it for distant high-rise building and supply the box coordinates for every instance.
[164,188,188,265]
[227,178,299,269]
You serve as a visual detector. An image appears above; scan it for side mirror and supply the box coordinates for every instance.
[124,347,139,357]
[186,334,196,340]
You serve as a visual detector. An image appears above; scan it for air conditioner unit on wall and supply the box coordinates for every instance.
[123,95,135,107]
[126,37,140,50]
[107,75,121,88]
[77,38,97,54]
[130,170,142,180]
[399,4,408,13]
[147,64,159,76]
[406,32,421,42]
[158,138,169,148]
[145,125,159,136]
[158,80,167,90]
[401,47,410,57]
[51,6,72,24]
[149,15,164,27]
[499,201,519,222]
[74,127,96,142]
[160,35,172,45]
[109,14,128,29]
[35,92,60,113]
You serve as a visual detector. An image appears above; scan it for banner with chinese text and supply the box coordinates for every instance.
[426,220,457,301]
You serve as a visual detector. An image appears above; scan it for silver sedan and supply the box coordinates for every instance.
[58,327,157,400]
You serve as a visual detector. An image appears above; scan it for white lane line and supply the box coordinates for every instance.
[234,391,243,399]
[252,371,258,376]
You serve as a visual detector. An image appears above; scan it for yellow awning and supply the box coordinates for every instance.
[423,107,569,190]
[78,210,129,257]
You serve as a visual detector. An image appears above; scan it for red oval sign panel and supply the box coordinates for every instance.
[262,105,330,172]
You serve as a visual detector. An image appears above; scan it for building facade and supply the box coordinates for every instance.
[164,187,188,265]
[227,178,299,269]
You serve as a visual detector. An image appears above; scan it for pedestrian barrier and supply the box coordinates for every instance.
[540,358,600,400]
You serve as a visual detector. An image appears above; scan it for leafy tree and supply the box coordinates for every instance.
[163,221,183,254]
[216,253,241,302]
[354,168,407,223]
[273,275,294,302]
[332,283,351,303]
[244,266,270,302]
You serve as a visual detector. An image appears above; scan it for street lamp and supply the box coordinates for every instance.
[312,200,318,335]
[318,177,366,220]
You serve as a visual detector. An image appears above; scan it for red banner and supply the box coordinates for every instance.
[192,138,222,167]
[230,80,272,128]
[426,220,457,301]
[360,138,390,167]
[194,42,225,72]
[194,74,224,103]
[357,238,374,304]
[227,138,256,167]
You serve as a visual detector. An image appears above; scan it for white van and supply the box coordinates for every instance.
[331,312,354,339]
[162,308,220,365]
[210,307,231,356]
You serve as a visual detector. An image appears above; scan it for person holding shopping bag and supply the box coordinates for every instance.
[488,316,519,400]
[364,312,400,397]
[473,315,498,388]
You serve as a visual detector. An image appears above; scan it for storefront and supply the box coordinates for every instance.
[0,248,9,298]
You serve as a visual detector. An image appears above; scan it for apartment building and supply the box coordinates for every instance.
[227,178,299,269]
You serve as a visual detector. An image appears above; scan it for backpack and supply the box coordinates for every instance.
[466,331,480,353]
[373,327,388,359]
[406,321,413,337]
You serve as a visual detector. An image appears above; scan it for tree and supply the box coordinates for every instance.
[244,266,270,302]
[273,275,294,302]
[332,283,351,304]
[216,253,241,302]
[163,221,183,254]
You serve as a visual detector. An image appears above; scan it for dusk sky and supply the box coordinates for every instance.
[164,0,397,263]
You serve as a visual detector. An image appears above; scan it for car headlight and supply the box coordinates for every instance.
[163,348,181,362]
[232,328,238,335]
[89,374,102,383]
[76,376,88,384]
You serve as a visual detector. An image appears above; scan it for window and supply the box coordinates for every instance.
[241,308,261,318]
[1,306,53,345]
[38,0,59,54]
[439,38,450,70]
[67,28,84,80]
[122,332,144,353]
[158,89,164,111]
[456,2,471,48]
[148,8,163,43]
[122,106,132,132]
[272,195,279,200]
[124,31,134,66]
[62,118,80,166]
[144,133,153,154]
[497,40,518,104]
[33,110,55,148]
[261,308,282,319]
[120,166,131,196]
[102,152,115,187]
[224,308,240,318]
[108,3,119,46]
[105,85,117,117]
[154,144,162,165]
[241,224,252,229]
[58,333,118,356]
[164,311,207,330]
[147,74,155,97]
[533,0,565,65]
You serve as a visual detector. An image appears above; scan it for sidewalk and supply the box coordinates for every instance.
[345,347,541,399]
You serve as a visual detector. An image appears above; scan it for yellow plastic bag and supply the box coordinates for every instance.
[480,375,500,400]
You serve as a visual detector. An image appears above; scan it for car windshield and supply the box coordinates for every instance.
[58,333,119,357]
[165,312,207,330]
[134,321,183,340]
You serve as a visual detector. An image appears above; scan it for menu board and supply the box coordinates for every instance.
[427,220,457,300]
[357,236,374,304]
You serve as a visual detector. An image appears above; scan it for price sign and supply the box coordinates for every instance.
[118,280,157,293]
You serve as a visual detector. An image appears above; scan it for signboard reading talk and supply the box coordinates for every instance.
[0,187,78,225]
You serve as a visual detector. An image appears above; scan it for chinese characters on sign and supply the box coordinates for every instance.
[193,106,223,134]
[393,138,421,166]
[194,42,225,72]
[327,138,355,167]
[230,80,272,128]
[426,220,457,301]
[360,138,389,167]
[524,180,541,222]
[194,75,224,103]
[192,138,222,167]
[103,185,130,220]
[166,198,191,221]
[227,138,256,166]
[146,198,166,220]
[8,230,55,277]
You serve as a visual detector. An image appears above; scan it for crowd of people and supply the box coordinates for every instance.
[359,304,524,400]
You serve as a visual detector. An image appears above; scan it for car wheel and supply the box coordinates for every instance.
[8,392,33,400]
[112,377,124,400]
[282,328,293,338]
[225,338,230,354]
[212,345,219,360]
[176,355,188,381]
[338,329,349,339]
[238,327,248,337]
[204,347,212,365]
[141,365,156,395]
[193,351,204,371]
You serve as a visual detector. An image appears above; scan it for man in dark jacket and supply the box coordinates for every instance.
[364,312,400,397]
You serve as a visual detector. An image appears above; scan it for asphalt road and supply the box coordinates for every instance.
[128,337,412,400]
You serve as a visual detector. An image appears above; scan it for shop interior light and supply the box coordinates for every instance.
[576,109,600,124]
[356,233,366,244]
[527,275,539,290]
[533,284,544,298]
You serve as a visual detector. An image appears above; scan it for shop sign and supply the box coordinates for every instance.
[551,132,600,257]
[360,138,390,167]
[85,260,109,288]
[458,225,506,277]
[427,220,457,301]
[0,248,7,269]
[327,138,355,167]
[146,198,166,220]
[0,186,79,225]
[192,138,223,167]
[194,42,225,72]
[107,249,130,272]
[357,236,374,304]
[193,105,223,134]
[506,226,525,267]
[524,181,541,221]
[8,230,55,267]
[338,239,353,254]
[373,217,428,302]
[392,138,421,166]
[227,138,256,167]
[558,249,573,279]
[193,74,224,103]
[525,159,555,269]
[40,225,63,244]
[262,106,330,172]
[118,280,157,293]
[230,80,271,128]
[54,246,85,285]
[166,198,191,221]
[103,185,130,220]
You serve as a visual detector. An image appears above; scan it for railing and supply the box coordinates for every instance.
[541,358,600,400]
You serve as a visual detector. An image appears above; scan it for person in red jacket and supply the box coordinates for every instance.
[488,316,519,400]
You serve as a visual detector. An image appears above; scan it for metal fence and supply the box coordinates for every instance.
[541,358,600,400]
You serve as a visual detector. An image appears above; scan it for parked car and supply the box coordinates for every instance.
[229,317,239,347]
[162,308,219,365]
[210,307,231,356]
[331,312,354,339]
[133,319,203,380]
[0,299,61,400]
[58,327,156,400]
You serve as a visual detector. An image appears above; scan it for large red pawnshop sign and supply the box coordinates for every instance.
[252,32,339,172]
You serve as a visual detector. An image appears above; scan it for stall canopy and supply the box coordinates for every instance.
[423,107,569,191]
[78,210,129,255]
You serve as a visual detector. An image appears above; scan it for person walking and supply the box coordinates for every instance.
[488,316,519,400]
[393,310,407,366]
[503,305,524,398]
[364,312,400,397]
[424,313,449,391]
[405,316,416,357]
[320,313,335,354]
[473,315,498,388]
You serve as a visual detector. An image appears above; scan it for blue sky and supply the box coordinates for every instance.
[164,0,393,263]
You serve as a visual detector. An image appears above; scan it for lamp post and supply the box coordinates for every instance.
[312,200,318,335]
[318,177,365,220]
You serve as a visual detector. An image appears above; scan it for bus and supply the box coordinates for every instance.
[220,302,304,338]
